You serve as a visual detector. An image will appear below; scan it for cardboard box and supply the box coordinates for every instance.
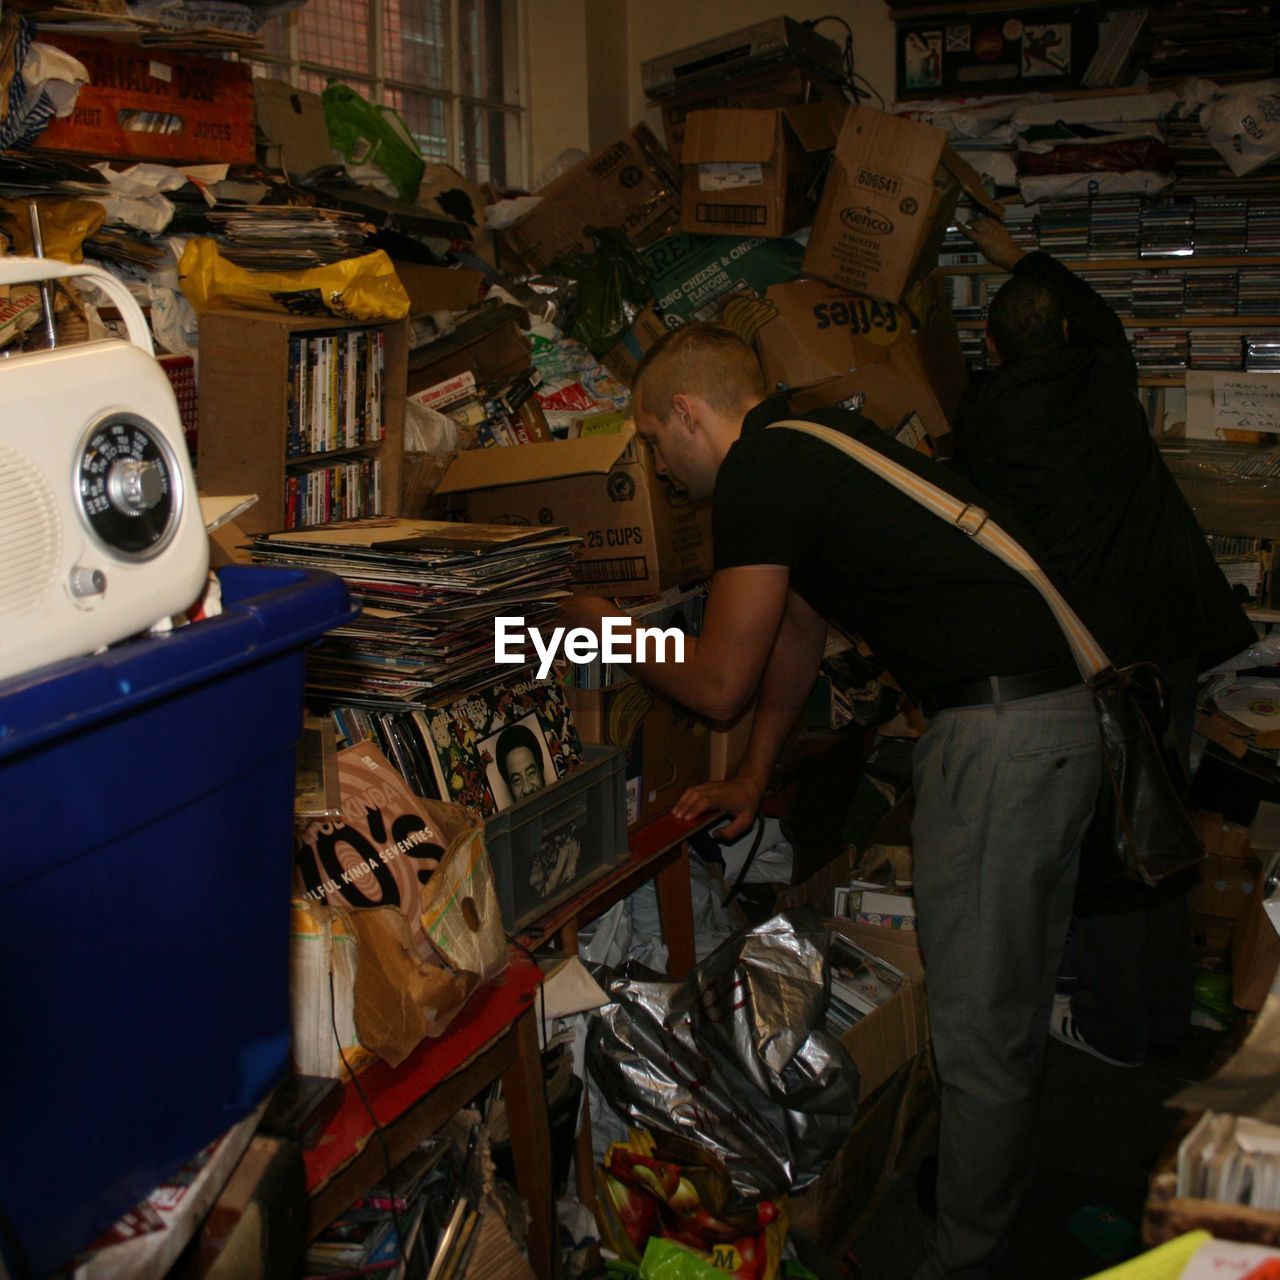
[393,261,486,316]
[803,106,1001,304]
[1232,869,1280,1011]
[1189,856,1261,920]
[679,104,840,240]
[749,273,966,441]
[600,303,669,386]
[790,921,930,1248]
[504,126,681,271]
[1190,911,1235,961]
[565,680,711,828]
[35,35,255,165]
[644,231,805,327]
[1180,371,1280,444]
[657,64,847,158]
[406,305,530,397]
[434,428,713,596]
[254,79,331,178]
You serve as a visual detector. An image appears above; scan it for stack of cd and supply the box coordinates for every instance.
[1245,336,1280,372]
[1188,329,1244,369]
[1131,329,1189,373]
[1183,270,1239,315]
[1089,197,1142,259]
[1089,271,1134,314]
[1193,197,1248,255]
[1005,202,1040,254]
[1247,198,1280,255]
[1237,270,1280,315]
[1132,273,1186,316]
[1140,200,1196,258]
[1039,200,1091,258]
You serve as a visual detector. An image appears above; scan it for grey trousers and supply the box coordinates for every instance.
[909,684,1101,1280]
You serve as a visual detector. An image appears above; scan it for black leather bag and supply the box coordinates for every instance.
[1080,661,1204,891]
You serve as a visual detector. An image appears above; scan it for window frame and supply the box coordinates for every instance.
[247,0,528,189]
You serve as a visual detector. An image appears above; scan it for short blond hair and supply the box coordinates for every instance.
[633,322,766,423]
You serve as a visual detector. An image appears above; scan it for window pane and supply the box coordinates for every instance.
[385,88,450,164]
[460,103,521,188]
[458,0,519,105]
[298,68,335,97]
[385,0,447,90]
[297,0,370,74]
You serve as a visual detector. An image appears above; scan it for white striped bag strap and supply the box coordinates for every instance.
[768,419,1113,679]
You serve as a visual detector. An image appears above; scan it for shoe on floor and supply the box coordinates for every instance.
[1049,994,1142,1068]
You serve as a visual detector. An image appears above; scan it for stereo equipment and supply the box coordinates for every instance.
[0,257,209,682]
[642,16,844,101]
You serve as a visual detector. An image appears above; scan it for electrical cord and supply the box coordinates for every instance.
[807,14,886,109]
[329,968,411,1277]
[722,812,767,908]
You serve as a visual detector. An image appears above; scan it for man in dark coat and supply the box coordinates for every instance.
[951,216,1255,1066]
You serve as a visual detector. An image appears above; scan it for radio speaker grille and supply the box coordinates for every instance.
[0,443,61,617]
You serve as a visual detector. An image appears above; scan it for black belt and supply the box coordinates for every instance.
[920,663,1083,715]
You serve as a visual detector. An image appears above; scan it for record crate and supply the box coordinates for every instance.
[0,565,355,1274]
[485,745,629,930]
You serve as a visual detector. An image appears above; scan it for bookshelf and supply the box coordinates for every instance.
[198,309,408,535]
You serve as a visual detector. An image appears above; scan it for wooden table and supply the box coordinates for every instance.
[303,948,557,1280]
[517,810,716,978]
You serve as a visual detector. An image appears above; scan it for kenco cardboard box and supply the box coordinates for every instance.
[804,106,1002,304]
[504,126,681,271]
[679,104,841,239]
[566,679,711,828]
[434,429,713,596]
[749,273,967,441]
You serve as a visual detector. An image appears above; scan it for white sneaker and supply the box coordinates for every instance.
[1049,994,1142,1068]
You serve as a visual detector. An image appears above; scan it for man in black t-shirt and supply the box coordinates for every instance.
[560,323,1102,1280]
[953,217,1254,1071]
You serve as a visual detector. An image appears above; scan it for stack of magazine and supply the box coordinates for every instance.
[825,934,909,1036]
[249,519,580,707]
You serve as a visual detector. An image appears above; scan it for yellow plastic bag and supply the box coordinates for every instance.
[179,237,410,321]
[0,197,105,262]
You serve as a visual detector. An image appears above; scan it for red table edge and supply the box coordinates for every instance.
[304,947,542,1194]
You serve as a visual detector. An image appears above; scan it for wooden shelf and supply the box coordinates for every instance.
[1139,376,1188,387]
[955,316,1280,330]
[198,310,408,535]
[942,257,1280,275]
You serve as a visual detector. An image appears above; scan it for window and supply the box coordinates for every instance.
[250,0,524,189]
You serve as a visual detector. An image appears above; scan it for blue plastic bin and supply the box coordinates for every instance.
[0,565,355,1276]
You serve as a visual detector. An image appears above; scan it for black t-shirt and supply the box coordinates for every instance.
[713,393,1075,695]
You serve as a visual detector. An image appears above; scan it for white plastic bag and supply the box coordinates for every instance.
[1202,79,1280,177]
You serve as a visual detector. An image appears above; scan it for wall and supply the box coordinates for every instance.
[525,0,591,184]
[524,1,896,184]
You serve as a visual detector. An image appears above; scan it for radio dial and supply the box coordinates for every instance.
[108,458,164,515]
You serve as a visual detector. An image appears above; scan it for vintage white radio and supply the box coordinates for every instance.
[0,257,209,683]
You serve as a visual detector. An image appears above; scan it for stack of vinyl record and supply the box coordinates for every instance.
[204,207,376,269]
[247,519,581,708]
